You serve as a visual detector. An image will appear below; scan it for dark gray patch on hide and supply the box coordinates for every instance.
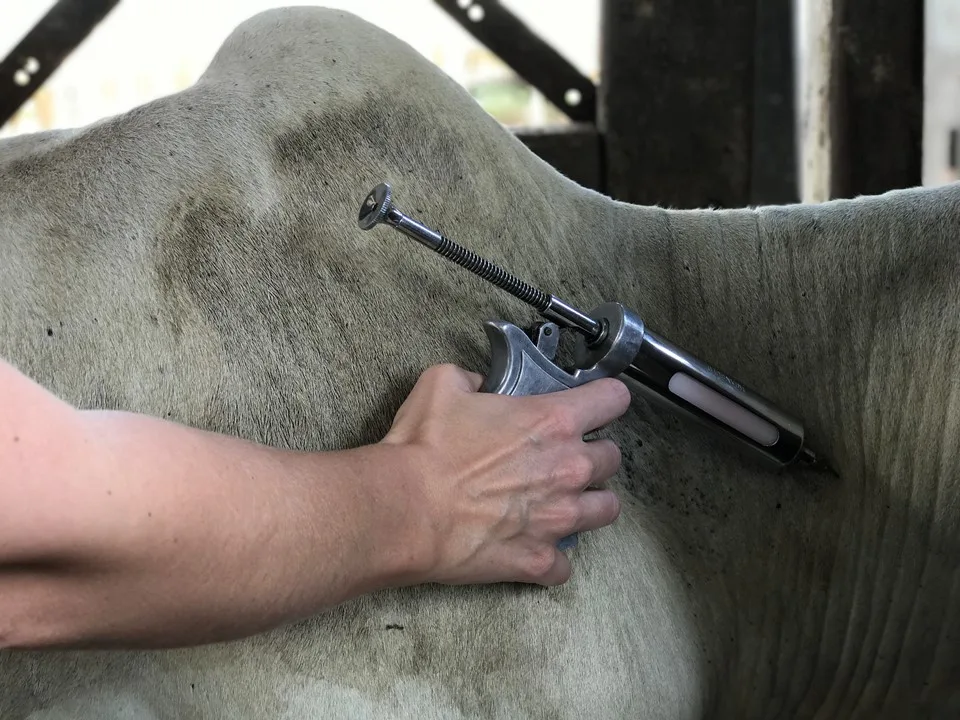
[148,88,611,456]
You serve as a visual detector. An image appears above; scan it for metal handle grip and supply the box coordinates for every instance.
[481,320,587,551]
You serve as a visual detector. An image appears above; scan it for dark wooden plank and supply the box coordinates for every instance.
[598,0,759,209]
[751,0,799,205]
[514,124,602,191]
[0,0,122,128]
[433,0,596,123]
[829,0,925,197]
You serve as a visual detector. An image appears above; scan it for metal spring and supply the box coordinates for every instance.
[433,234,551,312]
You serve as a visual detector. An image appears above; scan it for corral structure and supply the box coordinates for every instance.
[1,0,946,208]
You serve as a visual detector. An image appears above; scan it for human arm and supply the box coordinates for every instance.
[0,359,628,650]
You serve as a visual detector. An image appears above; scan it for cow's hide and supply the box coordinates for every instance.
[1,7,959,719]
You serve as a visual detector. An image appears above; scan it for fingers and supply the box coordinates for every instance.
[580,438,623,490]
[526,491,617,583]
[522,488,618,586]
[459,370,486,392]
[426,367,630,423]
[421,364,486,393]
[529,547,572,587]
[542,378,632,435]
[572,488,621,533]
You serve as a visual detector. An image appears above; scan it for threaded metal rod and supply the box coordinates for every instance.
[358,182,603,340]
[389,208,552,312]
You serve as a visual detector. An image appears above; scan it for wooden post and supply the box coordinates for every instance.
[598,0,798,209]
[800,0,838,203]
[800,0,925,201]
[752,0,800,205]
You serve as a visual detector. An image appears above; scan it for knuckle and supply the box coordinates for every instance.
[417,365,443,386]
[428,363,460,380]
[566,453,595,485]
[526,546,557,580]
[591,377,631,410]
[556,498,583,530]
[589,440,622,486]
[545,405,578,437]
[541,558,571,587]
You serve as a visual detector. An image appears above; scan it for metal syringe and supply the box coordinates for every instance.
[358,182,817,469]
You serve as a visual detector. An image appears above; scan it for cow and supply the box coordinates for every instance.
[1,6,958,719]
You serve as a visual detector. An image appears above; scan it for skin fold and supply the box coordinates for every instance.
[1,7,958,719]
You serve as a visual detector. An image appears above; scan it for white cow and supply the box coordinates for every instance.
[1,7,958,719]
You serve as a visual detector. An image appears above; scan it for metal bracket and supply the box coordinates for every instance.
[1,0,122,129]
[433,0,596,123]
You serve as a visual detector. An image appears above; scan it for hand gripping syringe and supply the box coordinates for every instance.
[357,182,818,476]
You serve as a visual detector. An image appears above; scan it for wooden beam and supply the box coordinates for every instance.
[598,0,763,209]
[0,0,122,128]
[434,0,597,123]
[801,0,925,200]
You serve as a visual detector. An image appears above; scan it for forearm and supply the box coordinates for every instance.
[0,357,630,650]
[1,403,423,650]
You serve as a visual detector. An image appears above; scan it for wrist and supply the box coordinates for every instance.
[323,442,437,594]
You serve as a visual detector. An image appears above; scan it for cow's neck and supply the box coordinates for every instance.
[600,183,960,468]
[598,183,960,714]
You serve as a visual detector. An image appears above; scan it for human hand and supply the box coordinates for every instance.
[381,364,630,587]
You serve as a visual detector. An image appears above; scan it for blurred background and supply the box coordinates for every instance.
[0,1,597,135]
[0,1,954,202]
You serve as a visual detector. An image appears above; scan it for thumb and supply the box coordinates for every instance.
[442,366,485,393]
[461,370,486,392]
[419,364,486,393]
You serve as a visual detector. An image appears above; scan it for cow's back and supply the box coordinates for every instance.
[0,8,713,719]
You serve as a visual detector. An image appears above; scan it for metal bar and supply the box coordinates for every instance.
[514,123,603,192]
[598,0,759,208]
[0,0,122,129]
[433,0,596,123]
